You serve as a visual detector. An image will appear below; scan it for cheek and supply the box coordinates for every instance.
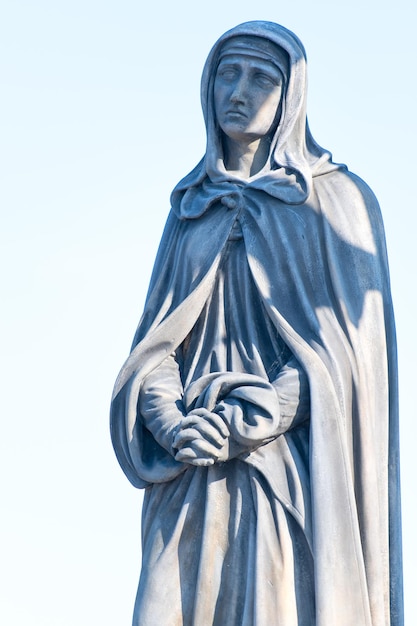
[213,89,222,119]
[213,80,225,109]
[257,89,282,126]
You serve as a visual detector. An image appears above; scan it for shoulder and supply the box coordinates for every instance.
[313,167,385,232]
[314,167,380,209]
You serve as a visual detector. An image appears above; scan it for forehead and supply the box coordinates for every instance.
[216,53,282,77]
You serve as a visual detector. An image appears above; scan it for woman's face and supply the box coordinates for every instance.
[214,53,283,144]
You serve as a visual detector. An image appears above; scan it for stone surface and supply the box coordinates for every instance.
[111,21,403,625]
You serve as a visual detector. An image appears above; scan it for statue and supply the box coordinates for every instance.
[111,21,403,625]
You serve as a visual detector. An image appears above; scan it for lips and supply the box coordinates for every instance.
[225,109,247,118]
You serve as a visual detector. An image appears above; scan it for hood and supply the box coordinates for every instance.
[171,21,343,216]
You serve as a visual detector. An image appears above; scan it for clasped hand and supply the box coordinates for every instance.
[173,408,230,466]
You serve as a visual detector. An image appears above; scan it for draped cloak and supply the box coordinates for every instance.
[110,21,403,626]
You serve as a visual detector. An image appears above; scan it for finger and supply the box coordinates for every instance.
[174,423,226,449]
[187,409,230,438]
[173,428,206,448]
[184,438,223,459]
[178,412,229,445]
[179,415,206,428]
[175,447,215,466]
[189,457,216,467]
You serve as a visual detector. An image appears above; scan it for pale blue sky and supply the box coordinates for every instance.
[1,1,415,624]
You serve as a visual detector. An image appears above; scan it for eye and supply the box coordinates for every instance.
[217,67,238,82]
[254,73,279,88]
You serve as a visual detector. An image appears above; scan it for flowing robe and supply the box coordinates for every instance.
[134,217,313,624]
[111,168,402,625]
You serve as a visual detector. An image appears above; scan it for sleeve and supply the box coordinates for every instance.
[140,351,310,461]
[197,353,311,454]
[215,354,310,447]
[139,352,186,456]
[271,354,310,432]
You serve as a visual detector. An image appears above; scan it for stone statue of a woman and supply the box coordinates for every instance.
[111,20,403,625]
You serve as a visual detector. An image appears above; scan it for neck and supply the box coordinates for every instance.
[222,136,271,179]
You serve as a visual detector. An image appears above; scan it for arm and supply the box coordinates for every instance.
[176,353,310,465]
[141,352,310,466]
[271,354,310,433]
[139,352,186,456]
[139,353,229,463]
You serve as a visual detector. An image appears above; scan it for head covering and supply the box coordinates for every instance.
[217,34,289,82]
[171,21,343,217]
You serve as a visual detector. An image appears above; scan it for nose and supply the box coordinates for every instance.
[230,75,249,103]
